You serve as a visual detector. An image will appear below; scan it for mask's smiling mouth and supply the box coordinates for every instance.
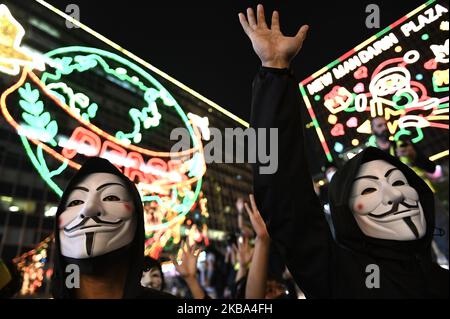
[368,201,419,221]
[64,216,123,235]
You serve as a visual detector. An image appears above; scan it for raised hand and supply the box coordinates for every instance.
[244,194,269,241]
[239,4,309,69]
[172,241,200,280]
[172,241,206,299]
[244,194,270,299]
[234,236,254,268]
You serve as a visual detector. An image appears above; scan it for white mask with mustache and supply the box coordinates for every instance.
[59,173,137,259]
[349,160,426,241]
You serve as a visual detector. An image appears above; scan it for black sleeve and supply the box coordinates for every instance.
[250,67,333,298]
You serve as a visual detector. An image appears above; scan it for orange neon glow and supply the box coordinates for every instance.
[26,70,199,157]
[1,68,206,190]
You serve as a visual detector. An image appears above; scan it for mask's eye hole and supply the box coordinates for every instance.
[68,199,84,207]
[392,180,406,186]
[103,195,120,201]
[361,187,377,195]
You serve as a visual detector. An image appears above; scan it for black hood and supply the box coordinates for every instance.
[51,157,145,298]
[329,147,435,260]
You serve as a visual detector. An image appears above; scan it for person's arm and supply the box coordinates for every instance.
[233,237,253,283]
[244,194,270,299]
[239,5,333,298]
[172,242,206,299]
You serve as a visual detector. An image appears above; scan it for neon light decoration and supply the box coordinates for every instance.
[12,235,53,296]
[299,0,449,162]
[34,0,249,128]
[0,6,210,259]
[0,4,45,75]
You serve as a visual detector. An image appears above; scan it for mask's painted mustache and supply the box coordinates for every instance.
[64,215,123,233]
[368,201,418,219]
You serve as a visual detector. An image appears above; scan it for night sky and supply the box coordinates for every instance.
[45,0,426,122]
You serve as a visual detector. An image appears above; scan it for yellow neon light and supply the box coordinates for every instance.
[0,4,45,75]
[354,35,378,53]
[429,150,449,161]
[427,115,449,121]
[311,66,329,80]
[433,69,449,86]
[34,0,249,128]
[406,2,431,19]
[433,108,449,115]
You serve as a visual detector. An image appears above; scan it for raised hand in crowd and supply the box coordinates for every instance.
[172,241,206,299]
[244,194,270,299]
[239,3,308,69]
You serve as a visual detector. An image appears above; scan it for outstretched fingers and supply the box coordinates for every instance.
[171,255,180,269]
[238,12,252,36]
[295,24,310,43]
[249,194,258,214]
[244,201,253,218]
[256,4,267,28]
[271,10,280,32]
[246,7,257,28]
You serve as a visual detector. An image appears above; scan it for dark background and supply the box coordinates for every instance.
[45,0,427,122]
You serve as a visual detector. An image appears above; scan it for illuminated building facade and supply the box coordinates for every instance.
[0,0,252,296]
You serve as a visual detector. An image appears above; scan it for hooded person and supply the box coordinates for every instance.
[141,256,165,291]
[51,157,175,299]
[238,4,449,299]
[250,66,449,298]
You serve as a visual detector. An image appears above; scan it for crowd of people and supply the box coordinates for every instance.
[1,4,448,299]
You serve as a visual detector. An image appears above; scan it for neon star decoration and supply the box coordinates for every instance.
[0,4,45,75]
[299,0,449,163]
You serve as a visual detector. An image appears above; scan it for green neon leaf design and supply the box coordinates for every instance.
[39,112,51,127]
[19,100,40,115]
[46,121,58,140]
[22,112,39,127]
[19,82,59,146]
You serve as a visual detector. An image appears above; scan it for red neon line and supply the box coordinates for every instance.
[410,81,429,100]
[300,75,314,86]
[321,140,331,155]
[389,15,408,29]
[429,123,449,129]
[371,57,404,80]
[405,106,432,112]
[339,49,356,62]
[306,105,316,119]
